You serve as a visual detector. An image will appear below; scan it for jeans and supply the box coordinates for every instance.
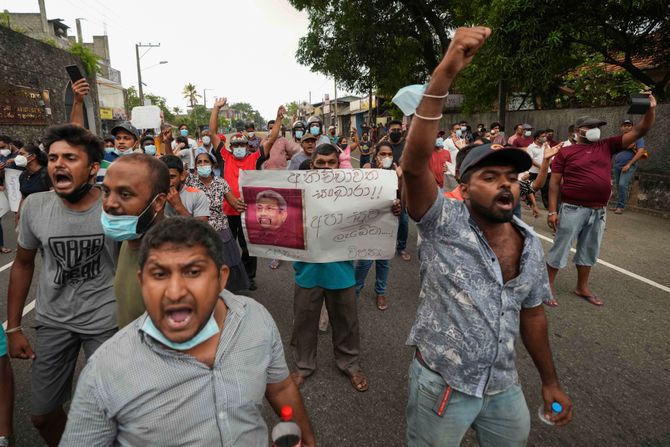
[355,259,390,295]
[612,164,636,209]
[406,358,530,447]
[546,203,606,269]
[397,209,408,251]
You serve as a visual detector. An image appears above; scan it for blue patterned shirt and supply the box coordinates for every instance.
[407,193,550,397]
[61,290,289,446]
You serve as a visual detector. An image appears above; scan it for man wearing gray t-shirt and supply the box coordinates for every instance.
[5,124,117,446]
[161,155,210,221]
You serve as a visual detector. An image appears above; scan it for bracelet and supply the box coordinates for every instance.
[548,212,558,216]
[414,112,443,121]
[4,326,22,334]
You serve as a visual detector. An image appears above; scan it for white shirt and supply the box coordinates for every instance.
[526,142,547,174]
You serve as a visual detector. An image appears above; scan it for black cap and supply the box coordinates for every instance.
[575,116,606,128]
[300,134,317,142]
[459,144,532,178]
[621,119,633,125]
[111,121,139,140]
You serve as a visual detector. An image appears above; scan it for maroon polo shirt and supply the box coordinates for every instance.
[551,135,624,208]
[510,135,534,148]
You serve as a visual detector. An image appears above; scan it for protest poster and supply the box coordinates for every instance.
[131,105,161,130]
[4,168,22,212]
[0,192,10,217]
[239,169,398,262]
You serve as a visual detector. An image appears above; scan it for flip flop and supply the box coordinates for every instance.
[376,295,388,311]
[348,371,369,392]
[269,259,280,269]
[0,247,12,254]
[399,250,411,262]
[574,291,604,307]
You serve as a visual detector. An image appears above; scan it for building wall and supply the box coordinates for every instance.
[439,104,670,214]
[0,25,101,144]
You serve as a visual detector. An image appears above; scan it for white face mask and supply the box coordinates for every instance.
[0,149,10,157]
[202,136,211,146]
[14,154,29,167]
[381,156,393,169]
[584,128,601,142]
[247,131,255,138]
[524,130,532,137]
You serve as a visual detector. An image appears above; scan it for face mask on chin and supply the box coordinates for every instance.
[100,195,160,241]
[61,182,93,203]
[141,310,220,351]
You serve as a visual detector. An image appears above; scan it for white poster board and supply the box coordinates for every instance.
[4,168,22,212]
[130,105,161,130]
[239,169,398,262]
[0,192,10,217]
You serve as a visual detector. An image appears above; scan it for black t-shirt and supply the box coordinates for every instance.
[391,140,405,165]
[19,167,51,198]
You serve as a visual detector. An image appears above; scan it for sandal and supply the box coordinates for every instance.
[347,370,369,392]
[269,259,280,269]
[376,295,388,311]
[574,291,604,307]
[399,250,411,262]
[543,298,559,307]
[0,247,12,254]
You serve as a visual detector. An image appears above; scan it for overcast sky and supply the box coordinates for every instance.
[5,0,348,119]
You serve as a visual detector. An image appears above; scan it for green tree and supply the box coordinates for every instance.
[126,86,141,110]
[182,83,201,107]
[172,106,182,115]
[145,93,175,123]
[68,42,101,76]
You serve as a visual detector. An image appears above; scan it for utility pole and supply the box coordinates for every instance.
[135,42,160,106]
[75,18,84,44]
[203,88,213,109]
[334,78,338,129]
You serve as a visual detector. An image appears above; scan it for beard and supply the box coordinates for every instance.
[468,191,516,223]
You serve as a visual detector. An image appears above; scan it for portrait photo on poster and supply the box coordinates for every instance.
[242,186,306,250]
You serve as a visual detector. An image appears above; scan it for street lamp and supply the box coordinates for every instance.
[143,61,168,71]
[203,88,214,108]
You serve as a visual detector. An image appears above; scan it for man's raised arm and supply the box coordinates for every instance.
[209,97,227,150]
[402,27,491,221]
[69,78,90,127]
[622,93,656,148]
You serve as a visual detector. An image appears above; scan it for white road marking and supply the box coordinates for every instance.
[0,261,13,273]
[534,233,670,294]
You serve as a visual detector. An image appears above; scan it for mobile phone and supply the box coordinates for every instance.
[65,65,84,83]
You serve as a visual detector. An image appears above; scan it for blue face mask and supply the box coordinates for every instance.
[144,145,157,156]
[180,129,189,137]
[455,129,462,138]
[435,137,445,148]
[141,310,220,351]
[392,83,449,116]
[197,165,212,177]
[233,147,247,159]
[100,196,159,241]
[309,126,320,136]
[118,148,134,156]
[294,130,304,139]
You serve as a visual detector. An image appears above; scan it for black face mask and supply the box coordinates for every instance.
[61,182,93,203]
[389,131,402,143]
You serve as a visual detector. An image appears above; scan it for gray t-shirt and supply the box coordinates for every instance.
[165,186,211,218]
[18,191,117,333]
[288,151,310,170]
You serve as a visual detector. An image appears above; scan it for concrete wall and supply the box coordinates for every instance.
[440,104,670,215]
[0,25,100,144]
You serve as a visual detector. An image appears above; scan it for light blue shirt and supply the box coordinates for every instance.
[407,193,549,397]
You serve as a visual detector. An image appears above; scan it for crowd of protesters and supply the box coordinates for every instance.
[0,25,658,447]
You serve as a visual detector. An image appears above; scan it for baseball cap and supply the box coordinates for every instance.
[459,143,532,178]
[110,121,139,140]
[522,123,534,130]
[575,116,607,128]
[301,134,317,143]
[230,133,248,145]
[621,119,633,125]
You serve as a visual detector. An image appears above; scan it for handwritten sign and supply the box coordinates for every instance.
[5,168,22,212]
[239,169,398,262]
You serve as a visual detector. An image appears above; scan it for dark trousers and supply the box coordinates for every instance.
[227,215,257,279]
[291,284,360,377]
[528,172,551,209]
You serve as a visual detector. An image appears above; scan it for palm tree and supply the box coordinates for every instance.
[182,83,201,108]
[172,106,182,115]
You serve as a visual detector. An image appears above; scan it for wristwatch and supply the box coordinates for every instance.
[0,435,15,446]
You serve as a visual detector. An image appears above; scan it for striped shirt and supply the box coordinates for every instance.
[61,290,290,446]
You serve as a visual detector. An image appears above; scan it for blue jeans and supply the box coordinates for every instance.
[355,259,390,295]
[546,203,606,269]
[397,209,408,251]
[612,164,636,209]
[406,358,530,447]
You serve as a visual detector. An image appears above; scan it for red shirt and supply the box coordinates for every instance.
[429,149,451,188]
[510,136,534,148]
[221,149,262,216]
[444,186,463,201]
[551,135,624,208]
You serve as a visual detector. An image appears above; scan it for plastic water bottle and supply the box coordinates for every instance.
[272,406,301,447]
[538,402,563,425]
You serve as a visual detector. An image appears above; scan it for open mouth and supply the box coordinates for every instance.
[165,307,193,330]
[258,217,272,225]
[53,172,73,189]
[494,193,514,210]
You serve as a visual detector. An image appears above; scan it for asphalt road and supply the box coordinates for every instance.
[1,189,669,446]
